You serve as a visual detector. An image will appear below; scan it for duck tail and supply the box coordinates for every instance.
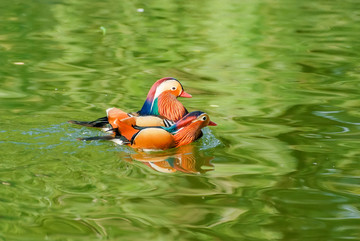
[77,135,115,141]
[78,133,131,145]
[68,116,109,128]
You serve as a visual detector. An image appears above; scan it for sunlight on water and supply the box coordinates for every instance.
[1,0,360,240]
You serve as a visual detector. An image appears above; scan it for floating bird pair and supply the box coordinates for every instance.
[69,77,216,150]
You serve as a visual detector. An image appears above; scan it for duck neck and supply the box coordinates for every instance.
[139,97,154,116]
[157,92,188,122]
[173,124,202,147]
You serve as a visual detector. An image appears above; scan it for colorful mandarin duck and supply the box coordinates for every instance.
[103,111,217,150]
[69,77,192,128]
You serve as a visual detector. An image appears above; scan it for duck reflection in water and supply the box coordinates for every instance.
[126,145,214,174]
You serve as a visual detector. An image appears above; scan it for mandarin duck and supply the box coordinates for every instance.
[81,111,217,151]
[69,77,191,129]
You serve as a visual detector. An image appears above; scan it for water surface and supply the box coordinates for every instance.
[1,0,360,240]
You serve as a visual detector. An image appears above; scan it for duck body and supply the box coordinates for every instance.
[106,107,174,129]
[131,128,175,150]
[110,111,217,151]
[69,77,191,129]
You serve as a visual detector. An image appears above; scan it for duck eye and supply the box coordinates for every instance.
[171,86,177,91]
[201,116,207,121]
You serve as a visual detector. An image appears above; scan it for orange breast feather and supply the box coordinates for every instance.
[131,128,175,150]
[158,93,186,122]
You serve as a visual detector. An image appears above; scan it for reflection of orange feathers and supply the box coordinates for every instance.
[129,145,215,174]
[143,161,176,173]
[175,147,197,172]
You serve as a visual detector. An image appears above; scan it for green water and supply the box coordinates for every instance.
[1,0,360,240]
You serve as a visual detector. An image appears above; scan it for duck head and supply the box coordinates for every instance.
[164,111,216,147]
[170,111,217,132]
[139,77,191,121]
